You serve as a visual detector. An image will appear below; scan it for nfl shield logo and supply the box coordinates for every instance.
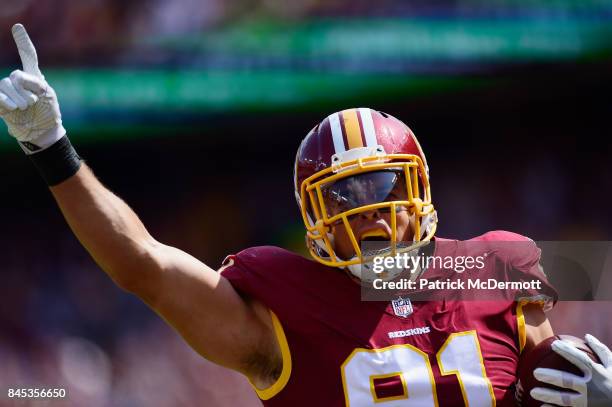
[391,297,413,318]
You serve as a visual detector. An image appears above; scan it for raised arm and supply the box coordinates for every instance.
[50,165,279,380]
[0,24,280,386]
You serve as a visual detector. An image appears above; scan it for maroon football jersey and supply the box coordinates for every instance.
[221,231,557,406]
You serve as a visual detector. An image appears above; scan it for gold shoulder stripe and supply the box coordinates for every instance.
[250,311,292,400]
[516,300,547,354]
[516,301,527,353]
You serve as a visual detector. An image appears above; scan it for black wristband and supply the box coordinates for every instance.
[26,135,82,186]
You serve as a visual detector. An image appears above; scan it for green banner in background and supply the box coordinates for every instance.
[155,18,612,62]
[50,70,472,112]
[0,70,478,146]
[0,16,610,146]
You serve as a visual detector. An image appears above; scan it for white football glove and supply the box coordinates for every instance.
[0,24,65,154]
[530,334,612,407]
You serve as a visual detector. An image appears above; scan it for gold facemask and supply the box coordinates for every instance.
[299,153,437,268]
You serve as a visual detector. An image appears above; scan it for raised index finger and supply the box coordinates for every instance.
[11,24,42,78]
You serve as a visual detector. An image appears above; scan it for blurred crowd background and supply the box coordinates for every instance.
[0,0,611,406]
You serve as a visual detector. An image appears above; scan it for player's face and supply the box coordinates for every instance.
[321,169,414,259]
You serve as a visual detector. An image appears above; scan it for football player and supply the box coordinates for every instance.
[1,24,611,406]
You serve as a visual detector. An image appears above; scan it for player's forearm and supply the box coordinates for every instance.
[50,164,160,290]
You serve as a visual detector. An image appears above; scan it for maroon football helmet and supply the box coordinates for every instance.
[294,108,437,277]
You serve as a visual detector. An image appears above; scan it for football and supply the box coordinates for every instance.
[516,335,601,407]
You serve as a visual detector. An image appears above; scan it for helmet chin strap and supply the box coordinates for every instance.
[420,207,438,240]
[306,212,336,260]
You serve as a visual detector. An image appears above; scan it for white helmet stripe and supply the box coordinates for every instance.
[358,108,377,147]
[328,112,346,153]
